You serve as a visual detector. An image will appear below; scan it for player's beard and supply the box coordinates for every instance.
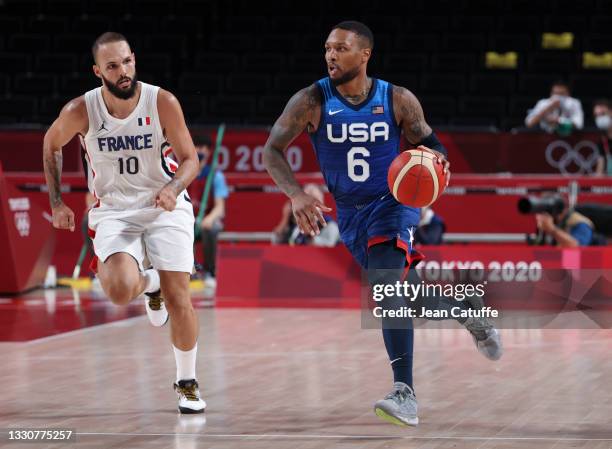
[330,65,360,86]
[101,72,138,100]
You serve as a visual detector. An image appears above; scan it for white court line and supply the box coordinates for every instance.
[23,315,146,345]
[74,432,612,441]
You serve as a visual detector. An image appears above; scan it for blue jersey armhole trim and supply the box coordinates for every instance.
[312,80,326,135]
[387,82,397,127]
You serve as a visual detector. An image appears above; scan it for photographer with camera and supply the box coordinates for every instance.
[519,195,597,247]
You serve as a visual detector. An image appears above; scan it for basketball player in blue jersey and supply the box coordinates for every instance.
[263,21,502,426]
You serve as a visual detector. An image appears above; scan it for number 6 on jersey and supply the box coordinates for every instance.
[347,147,370,182]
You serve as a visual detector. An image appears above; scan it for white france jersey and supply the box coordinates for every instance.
[82,82,177,209]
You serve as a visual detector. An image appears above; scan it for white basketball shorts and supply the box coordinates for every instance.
[88,194,195,273]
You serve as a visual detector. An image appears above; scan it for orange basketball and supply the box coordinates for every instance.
[387,148,448,207]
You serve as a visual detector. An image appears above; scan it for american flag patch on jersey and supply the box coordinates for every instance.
[137,116,151,126]
[371,105,384,114]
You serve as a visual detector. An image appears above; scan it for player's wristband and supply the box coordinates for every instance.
[418,132,447,157]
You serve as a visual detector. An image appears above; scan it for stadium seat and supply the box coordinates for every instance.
[84,0,129,15]
[395,34,439,52]
[177,95,206,122]
[178,73,224,94]
[527,52,575,73]
[54,34,93,53]
[490,34,534,52]
[2,0,42,14]
[582,35,612,53]
[242,54,286,73]
[448,116,499,128]
[274,73,320,94]
[38,97,68,122]
[71,15,115,35]
[208,95,256,122]
[132,0,174,14]
[383,73,420,92]
[589,16,612,33]
[0,74,9,95]
[161,16,202,34]
[570,74,612,97]
[503,0,553,14]
[458,96,506,118]
[550,0,595,13]
[0,53,31,74]
[57,74,99,97]
[27,16,69,33]
[0,16,23,34]
[430,53,473,73]
[301,34,326,52]
[258,94,291,117]
[194,53,239,74]
[257,35,301,52]
[451,16,496,32]
[9,34,50,53]
[420,95,456,119]
[116,17,160,34]
[469,73,516,94]
[143,35,187,55]
[226,73,272,95]
[210,34,255,52]
[544,16,588,32]
[442,34,487,52]
[518,73,555,95]
[509,96,539,118]
[0,96,37,118]
[35,53,78,74]
[289,53,326,73]
[384,53,429,73]
[43,0,84,15]
[497,16,542,33]
[13,74,56,95]
[405,15,449,33]
[137,53,172,77]
[421,73,467,95]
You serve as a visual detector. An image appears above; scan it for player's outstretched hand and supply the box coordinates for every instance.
[155,185,177,211]
[290,191,332,237]
[52,203,75,232]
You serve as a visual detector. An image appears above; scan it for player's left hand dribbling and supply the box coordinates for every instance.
[155,186,177,211]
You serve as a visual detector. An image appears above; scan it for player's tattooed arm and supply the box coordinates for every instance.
[393,85,450,173]
[43,96,88,231]
[392,85,432,144]
[264,85,331,236]
[44,151,63,208]
[263,85,320,198]
[157,89,198,210]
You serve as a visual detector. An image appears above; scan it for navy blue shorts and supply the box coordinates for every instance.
[336,194,420,269]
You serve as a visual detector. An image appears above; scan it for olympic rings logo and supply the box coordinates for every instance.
[14,211,30,237]
[545,140,600,174]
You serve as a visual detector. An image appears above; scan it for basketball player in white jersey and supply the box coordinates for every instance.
[42,32,205,414]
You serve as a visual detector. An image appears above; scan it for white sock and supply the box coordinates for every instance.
[173,343,198,382]
[143,269,160,294]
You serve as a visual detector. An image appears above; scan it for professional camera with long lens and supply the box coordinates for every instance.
[517,195,565,215]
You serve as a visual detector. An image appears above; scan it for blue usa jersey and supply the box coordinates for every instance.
[309,77,420,269]
[310,77,401,207]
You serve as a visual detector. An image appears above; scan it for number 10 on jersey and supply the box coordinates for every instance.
[118,156,139,174]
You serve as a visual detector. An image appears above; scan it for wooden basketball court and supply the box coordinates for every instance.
[1,289,612,449]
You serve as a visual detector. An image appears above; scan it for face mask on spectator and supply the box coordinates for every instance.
[595,114,611,130]
[552,94,568,103]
